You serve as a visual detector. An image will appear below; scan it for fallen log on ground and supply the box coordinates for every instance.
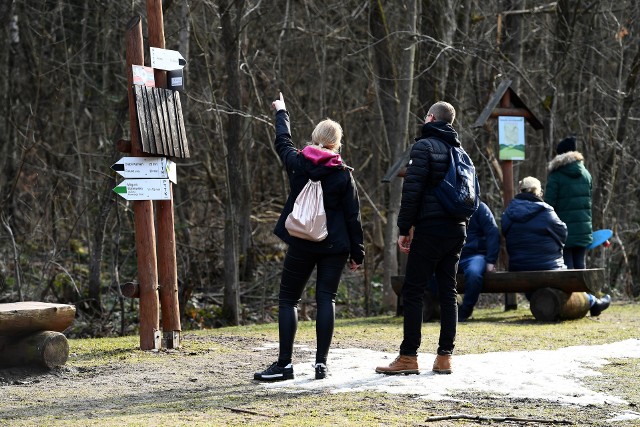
[0,331,70,369]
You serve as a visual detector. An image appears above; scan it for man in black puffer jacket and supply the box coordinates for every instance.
[376,101,470,376]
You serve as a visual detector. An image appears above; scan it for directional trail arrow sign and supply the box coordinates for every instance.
[111,157,177,184]
[113,179,171,201]
[150,47,186,71]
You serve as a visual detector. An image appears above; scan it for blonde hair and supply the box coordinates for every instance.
[427,101,456,124]
[311,119,343,153]
[519,176,543,197]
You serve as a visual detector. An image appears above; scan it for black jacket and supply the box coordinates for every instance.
[272,110,365,265]
[397,121,467,237]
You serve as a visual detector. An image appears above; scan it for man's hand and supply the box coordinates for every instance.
[486,263,496,273]
[272,92,286,111]
[398,235,412,254]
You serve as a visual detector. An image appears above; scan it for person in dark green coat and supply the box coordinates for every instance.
[545,137,610,317]
[544,136,593,269]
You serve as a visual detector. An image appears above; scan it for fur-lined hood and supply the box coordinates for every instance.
[548,151,584,173]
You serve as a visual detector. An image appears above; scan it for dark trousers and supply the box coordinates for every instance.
[400,232,465,356]
[563,247,587,269]
[277,247,348,366]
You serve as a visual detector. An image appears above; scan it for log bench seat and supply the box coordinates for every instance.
[391,268,606,322]
[0,302,76,369]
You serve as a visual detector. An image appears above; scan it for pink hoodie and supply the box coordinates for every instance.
[301,145,344,168]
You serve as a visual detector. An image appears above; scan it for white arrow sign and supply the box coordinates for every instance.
[113,179,171,201]
[150,47,186,71]
[111,157,177,184]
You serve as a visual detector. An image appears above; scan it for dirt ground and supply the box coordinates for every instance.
[0,316,639,426]
[0,334,280,426]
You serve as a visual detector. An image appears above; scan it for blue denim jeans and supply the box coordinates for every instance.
[277,247,348,366]
[400,232,465,356]
[459,254,486,313]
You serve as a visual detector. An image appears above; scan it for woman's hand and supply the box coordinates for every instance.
[348,259,361,272]
[272,92,286,111]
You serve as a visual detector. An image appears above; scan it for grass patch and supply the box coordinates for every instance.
[2,302,638,426]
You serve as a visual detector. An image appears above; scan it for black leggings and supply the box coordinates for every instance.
[277,247,348,366]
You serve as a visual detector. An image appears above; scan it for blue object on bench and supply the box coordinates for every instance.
[587,229,613,250]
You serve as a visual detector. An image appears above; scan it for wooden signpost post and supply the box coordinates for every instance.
[119,1,189,350]
[146,0,183,351]
[124,16,161,351]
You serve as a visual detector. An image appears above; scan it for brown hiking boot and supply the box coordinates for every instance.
[432,354,452,374]
[375,355,419,375]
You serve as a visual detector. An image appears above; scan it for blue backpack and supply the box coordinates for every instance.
[434,146,480,219]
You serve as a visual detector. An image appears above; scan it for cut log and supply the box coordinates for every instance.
[120,281,140,298]
[529,289,590,321]
[0,331,70,368]
[0,302,76,336]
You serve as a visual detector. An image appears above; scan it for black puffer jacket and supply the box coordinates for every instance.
[397,121,467,237]
[272,110,365,265]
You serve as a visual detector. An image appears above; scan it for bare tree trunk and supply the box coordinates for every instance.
[370,0,397,311]
[219,0,247,325]
[602,43,640,220]
[0,0,19,220]
[87,178,115,313]
[370,0,417,312]
[174,0,199,321]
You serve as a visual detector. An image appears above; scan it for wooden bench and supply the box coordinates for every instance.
[0,302,76,369]
[391,268,606,322]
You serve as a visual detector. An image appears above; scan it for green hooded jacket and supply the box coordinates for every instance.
[544,151,593,248]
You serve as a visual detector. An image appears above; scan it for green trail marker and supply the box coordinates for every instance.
[113,179,171,201]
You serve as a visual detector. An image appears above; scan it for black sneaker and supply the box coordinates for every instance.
[254,362,294,381]
[590,294,611,317]
[314,363,327,380]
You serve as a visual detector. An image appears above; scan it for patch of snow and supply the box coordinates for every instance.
[606,411,640,422]
[254,339,640,406]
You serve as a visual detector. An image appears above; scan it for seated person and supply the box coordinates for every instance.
[457,201,500,321]
[501,177,610,316]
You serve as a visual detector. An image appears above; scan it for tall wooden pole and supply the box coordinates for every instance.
[146,0,181,348]
[500,90,515,208]
[126,16,161,350]
[500,90,518,311]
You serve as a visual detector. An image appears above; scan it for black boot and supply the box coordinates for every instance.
[458,305,473,322]
[590,294,611,317]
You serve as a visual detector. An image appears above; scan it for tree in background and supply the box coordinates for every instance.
[1,1,639,336]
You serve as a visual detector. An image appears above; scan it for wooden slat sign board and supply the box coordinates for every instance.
[134,85,190,158]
